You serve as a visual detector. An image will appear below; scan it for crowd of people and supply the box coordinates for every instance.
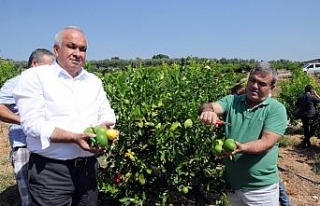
[0,25,317,206]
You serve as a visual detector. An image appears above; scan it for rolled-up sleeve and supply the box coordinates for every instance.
[13,69,54,149]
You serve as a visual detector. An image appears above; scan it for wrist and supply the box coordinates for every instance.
[202,109,214,113]
[202,103,214,112]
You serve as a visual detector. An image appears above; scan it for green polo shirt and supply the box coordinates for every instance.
[217,94,287,190]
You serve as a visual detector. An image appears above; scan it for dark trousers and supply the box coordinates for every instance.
[301,117,316,147]
[28,153,98,206]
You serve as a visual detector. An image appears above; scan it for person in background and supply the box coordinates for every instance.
[279,181,291,206]
[230,83,245,95]
[199,62,288,205]
[13,26,116,206]
[230,82,291,206]
[295,84,320,148]
[0,48,55,206]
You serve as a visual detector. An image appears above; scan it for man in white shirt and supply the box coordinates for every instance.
[0,48,55,206]
[13,26,116,206]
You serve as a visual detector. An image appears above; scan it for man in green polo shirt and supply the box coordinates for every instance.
[199,62,287,206]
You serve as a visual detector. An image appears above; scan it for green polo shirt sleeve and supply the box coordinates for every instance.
[263,99,288,136]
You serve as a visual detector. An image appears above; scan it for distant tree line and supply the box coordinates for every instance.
[2,54,303,73]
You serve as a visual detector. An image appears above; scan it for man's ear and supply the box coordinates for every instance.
[53,45,59,57]
[30,60,38,67]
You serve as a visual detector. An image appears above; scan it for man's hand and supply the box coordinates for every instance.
[74,132,106,154]
[198,102,224,125]
[99,121,115,129]
[199,111,219,125]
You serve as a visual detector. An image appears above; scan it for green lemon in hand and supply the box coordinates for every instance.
[84,126,95,134]
[94,126,108,135]
[214,139,224,146]
[95,133,109,147]
[223,138,236,152]
[213,144,223,155]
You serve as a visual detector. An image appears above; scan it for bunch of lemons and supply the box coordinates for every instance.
[84,126,119,148]
[212,138,236,156]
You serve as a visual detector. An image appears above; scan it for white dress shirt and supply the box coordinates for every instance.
[13,62,116,160]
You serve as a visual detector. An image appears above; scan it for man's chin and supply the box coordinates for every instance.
[247,96,260,103]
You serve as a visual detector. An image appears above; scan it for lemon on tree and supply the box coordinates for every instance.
[182,186,189,194]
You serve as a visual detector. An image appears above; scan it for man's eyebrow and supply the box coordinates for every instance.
[67,42,86,47]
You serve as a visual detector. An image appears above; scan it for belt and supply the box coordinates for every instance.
[31,153,94,167]
[12,145,27,152]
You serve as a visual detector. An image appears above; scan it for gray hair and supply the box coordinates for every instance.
[54,26,86,46]
[27,48,55,68]
[250,62,278,87]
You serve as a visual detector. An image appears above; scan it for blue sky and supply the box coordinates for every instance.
[0,0,319,62]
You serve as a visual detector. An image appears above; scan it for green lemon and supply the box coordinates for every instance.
[169,122,181,132]
[183,119,193,128]
[84,126,95,134]
[213,144,223,155]
[138,174,146,185]
[214,139,224,146]
[182,186,189,194]
[223,138,236,152]
[94,126,108,135]
[87,137,97,147]
[95,133,109,147]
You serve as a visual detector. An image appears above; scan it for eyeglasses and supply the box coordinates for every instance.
[248,77,271,87]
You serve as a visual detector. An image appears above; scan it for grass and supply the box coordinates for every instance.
[278,136,294,148]
[312,153,320,174]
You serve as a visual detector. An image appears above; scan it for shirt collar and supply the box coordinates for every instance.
[53,61,89,79]
[240,94,270,109]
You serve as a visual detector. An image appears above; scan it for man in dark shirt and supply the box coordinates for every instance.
[296,85,320,147]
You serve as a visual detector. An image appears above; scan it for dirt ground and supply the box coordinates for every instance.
[278,133,320,206]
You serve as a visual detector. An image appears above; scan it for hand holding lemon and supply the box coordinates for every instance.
[212,138,237,160]
[84,125,120,149]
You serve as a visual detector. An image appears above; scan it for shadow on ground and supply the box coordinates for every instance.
[0,185,20,206]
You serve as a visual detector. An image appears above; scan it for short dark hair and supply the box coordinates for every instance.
[27,48,55,68]
[305,85,313,93]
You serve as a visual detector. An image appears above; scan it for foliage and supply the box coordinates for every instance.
[152,54,170,59]
[97,61,245,205]
[89,57,300,73]
[278,136,293,148]
[0,59,21,88]
[0,58,308,205]
[312,154,320,175]
[270,59,303,71]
